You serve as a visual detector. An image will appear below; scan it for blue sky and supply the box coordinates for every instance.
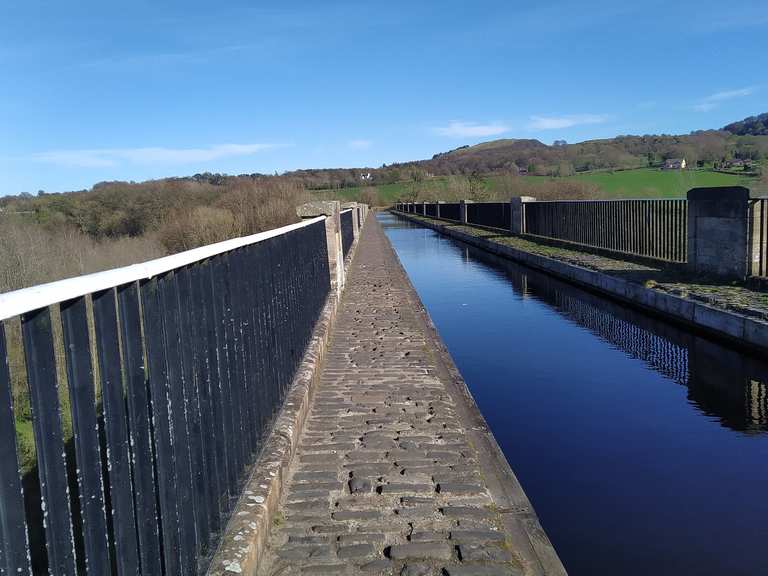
[1,0,766,195]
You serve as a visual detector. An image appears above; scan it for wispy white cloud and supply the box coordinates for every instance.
[693,87,755,112]
[527,114,609,130]
[32,143,276,168]
[693,102,717,112]
[434,121,510,138]
[347,139,372,150]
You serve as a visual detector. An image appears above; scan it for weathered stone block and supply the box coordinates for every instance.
[388,542,453,560]
[297,201,340,218]
[337,543,377,559]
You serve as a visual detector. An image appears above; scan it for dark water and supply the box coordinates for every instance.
[379,213,768,576]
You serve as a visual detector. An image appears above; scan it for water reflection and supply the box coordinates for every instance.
[468,246,768,434]
[388,213,768,434]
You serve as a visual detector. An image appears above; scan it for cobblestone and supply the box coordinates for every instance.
[388,542,454,561]
[258,218,536,575]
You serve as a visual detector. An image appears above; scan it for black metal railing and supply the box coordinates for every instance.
[524,199,688,263]
[439,203,461,221]
[0,218,330,575]
[341,209,355,258]
[467,202,510,230]
[394,203,462,221]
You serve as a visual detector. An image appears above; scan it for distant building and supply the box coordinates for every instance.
[662,158,686,170]
[724,159,752,169]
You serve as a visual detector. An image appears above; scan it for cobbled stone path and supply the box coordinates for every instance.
[258,218,527,576]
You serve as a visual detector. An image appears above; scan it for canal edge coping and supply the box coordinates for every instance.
[379,217,568,575]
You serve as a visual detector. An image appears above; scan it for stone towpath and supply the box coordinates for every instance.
[257,216,565,576]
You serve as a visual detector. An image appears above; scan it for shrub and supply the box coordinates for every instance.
[157,206,238,253]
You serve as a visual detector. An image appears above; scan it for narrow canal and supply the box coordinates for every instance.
[379,212,768,576]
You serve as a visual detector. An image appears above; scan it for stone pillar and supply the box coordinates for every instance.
[510,196,536,235]
[436,201,443,219]
[332,203,345,291]
[687,186,751,279]
[423,201,427,217]
[460,200,470,224]
[297,201,345,292]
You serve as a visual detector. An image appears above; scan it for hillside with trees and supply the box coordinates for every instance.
[0,177,309,293]
[394,129,767,178]
[722,113,768,136]
[280,121,767,187]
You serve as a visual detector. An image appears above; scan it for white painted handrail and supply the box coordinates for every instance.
[0,216,326,321]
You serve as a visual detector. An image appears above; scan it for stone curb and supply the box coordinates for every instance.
[380,219,568,575]
[394,211,768,353]
[207,218,368,575]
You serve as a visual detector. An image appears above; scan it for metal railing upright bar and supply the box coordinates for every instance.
[0,216,330,575]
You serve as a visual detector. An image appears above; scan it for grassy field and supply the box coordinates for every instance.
[314,181,410,203]
[563,168,755,198]
[314,167,762,205]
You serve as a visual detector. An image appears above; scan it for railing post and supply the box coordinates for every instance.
[436,201,443,219]
[331,202,345,291]
[460,200,470,224]
[749,199,766,277]
[510,196,535,234]
[687,186,751,279]
[297,201,344,292]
